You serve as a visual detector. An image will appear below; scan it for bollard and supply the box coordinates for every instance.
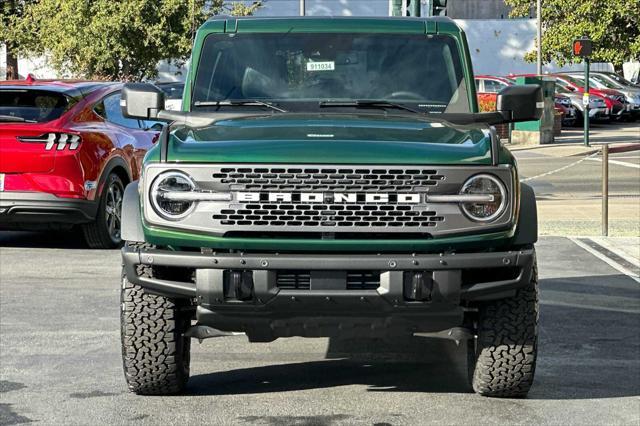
[602,144,609,236]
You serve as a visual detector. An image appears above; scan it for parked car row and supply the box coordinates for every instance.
[475,71,640,127]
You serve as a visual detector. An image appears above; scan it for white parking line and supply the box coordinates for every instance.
[585,157,640,169]
[569,237,640,283]
[589,237,640,269]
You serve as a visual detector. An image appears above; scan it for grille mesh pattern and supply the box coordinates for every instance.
[211,167,447,229]
[276,271,380,290]
[214,204,444,228]
[346,272,381,290]
[214,167,445,192]
[276,271,311,290]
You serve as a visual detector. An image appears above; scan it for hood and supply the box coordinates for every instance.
[166,114,494,165]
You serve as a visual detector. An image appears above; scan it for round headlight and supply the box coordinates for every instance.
[460,174,507,222]
[150,171,196,220]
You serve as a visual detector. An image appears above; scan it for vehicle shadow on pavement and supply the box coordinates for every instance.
[528,275,640,400]
[188,274,639,399]
[0,230,89,249]
[187,336,473,395]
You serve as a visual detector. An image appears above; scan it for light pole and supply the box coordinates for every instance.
[536,0,542,75]
[300,0,305,16]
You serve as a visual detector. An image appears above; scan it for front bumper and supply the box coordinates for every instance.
[0,191,97,228]
[122,244,535,339]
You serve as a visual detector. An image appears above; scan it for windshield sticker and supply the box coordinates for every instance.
[306,61,335,72]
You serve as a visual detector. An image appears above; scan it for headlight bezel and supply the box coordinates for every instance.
[149,170,197,220]
[459,173,508,222]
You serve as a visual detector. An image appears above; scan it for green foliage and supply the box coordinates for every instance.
[2,0,261,80]
[505,0,640,69]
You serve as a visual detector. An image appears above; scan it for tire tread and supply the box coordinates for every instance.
[470,260,539,397]
[120,242,190,395]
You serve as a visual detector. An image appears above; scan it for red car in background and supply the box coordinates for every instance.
[0,77,161,248]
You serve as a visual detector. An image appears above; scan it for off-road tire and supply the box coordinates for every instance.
[468,257,539,398]
[83,173,124,249]
[120,243,191,395]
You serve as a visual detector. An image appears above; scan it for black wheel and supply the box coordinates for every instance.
[83,173,124,249]
[467,255,539,398]
[121,243,192,395]
[573,110,583,127]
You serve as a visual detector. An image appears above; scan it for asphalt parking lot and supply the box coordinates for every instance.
[0,234,639,425]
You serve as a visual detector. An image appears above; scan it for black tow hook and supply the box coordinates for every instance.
[184,325,233,341]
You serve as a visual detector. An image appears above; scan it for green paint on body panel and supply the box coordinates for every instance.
[167,114,493,165]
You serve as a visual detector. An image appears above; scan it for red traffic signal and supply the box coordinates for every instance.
[573,37,592,57]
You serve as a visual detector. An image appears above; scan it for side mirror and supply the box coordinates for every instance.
[121,83,165,120]
[496,84,543,123]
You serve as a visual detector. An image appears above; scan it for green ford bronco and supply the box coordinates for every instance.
[119,16,542,397]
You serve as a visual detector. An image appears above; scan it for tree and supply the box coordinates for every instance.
[4,0,261,80]
[1,0,34,79]
[505,0,640,70]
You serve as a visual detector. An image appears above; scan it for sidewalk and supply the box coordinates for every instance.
[507,141,640,157]
[505,122,640,157]
[538,197,640,237]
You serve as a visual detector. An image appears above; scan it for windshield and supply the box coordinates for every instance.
[0,89,73,123]
[591,75,623,89]
[602,73,636,87]
[192,33,470,114]
[560,75,586,88]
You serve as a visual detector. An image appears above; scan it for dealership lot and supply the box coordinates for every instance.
[0,235,638,425]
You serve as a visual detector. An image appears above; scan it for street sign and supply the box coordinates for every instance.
[573,37,592,58]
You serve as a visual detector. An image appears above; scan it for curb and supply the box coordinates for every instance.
[507,142,639,157]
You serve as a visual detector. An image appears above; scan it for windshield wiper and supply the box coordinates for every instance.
[318,100,424,115]
[193,99,287,113]
[0,115,37,123]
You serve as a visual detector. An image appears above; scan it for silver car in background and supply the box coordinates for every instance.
[565,72,639,121]
[556,84,608,125]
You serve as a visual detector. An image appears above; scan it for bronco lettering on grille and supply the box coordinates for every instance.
[236,192,423,204]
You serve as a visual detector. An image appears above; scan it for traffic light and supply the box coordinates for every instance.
[432,0,447,16]
[572,37,592,58]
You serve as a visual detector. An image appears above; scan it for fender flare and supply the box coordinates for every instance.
[121,181,145,242]
[96,156,132,199]
[513,182,538,246]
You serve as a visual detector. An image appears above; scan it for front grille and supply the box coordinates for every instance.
[347,271,381,290]
[276,270,380,290]
[211,166,447,231]
[276,271,311,290]
[214,204,444,228]
[143,163,516,238]
[214,167,445,192]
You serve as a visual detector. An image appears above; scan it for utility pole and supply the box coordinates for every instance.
[536,0,542,75]
[300,0,305,16]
